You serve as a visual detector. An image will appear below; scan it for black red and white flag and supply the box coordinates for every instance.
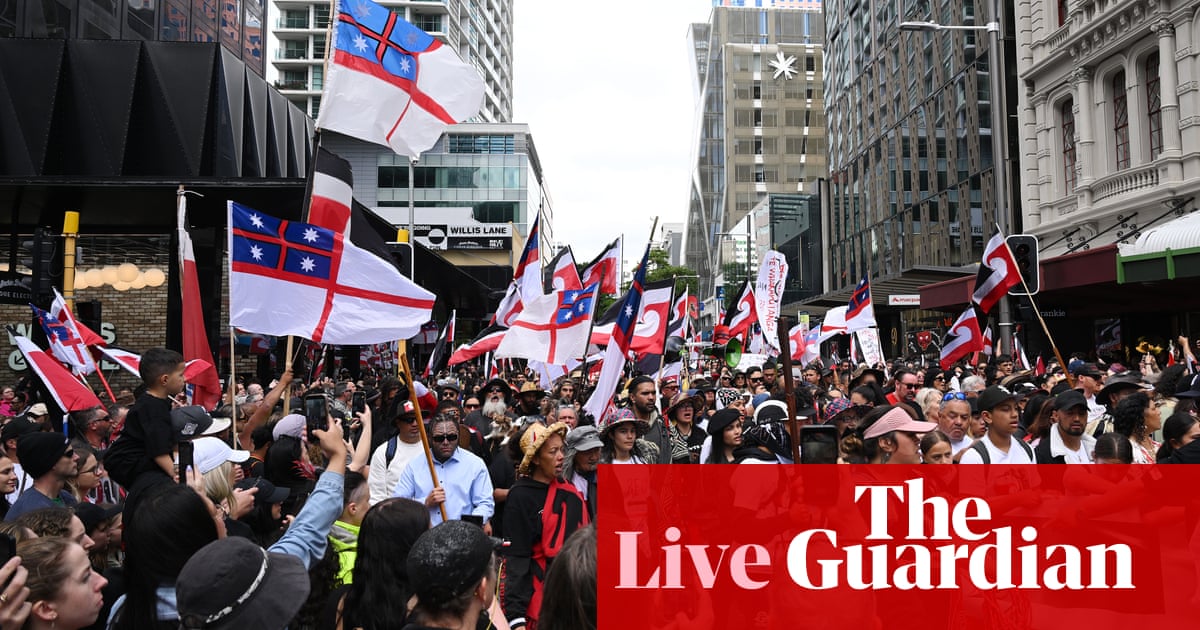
[448,325,508,366]
[581,236,621,295]
[940,306,985,370]
[972,233,1021,314]
[543,246,583,293]
[423,310,456,378]
[723,280,757,340]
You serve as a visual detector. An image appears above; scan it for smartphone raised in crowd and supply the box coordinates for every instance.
[305,393,329,441]
[352,391,366,415]
[177,440,195,485]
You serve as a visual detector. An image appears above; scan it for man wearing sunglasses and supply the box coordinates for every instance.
[393,415,494,530]
[367,400,425,505]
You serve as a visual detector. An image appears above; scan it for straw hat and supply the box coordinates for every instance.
[517,421,568,476]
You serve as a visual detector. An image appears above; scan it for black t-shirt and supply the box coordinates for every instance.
[104,394,174,488]
[488,450,516,538]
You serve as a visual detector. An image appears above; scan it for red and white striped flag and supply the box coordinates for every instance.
[581,236,621,296]
[11,331,102,413]
[178,193,222,410]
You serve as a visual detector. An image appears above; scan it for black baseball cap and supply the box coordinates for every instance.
[976,386,1018,413]
[234,477,290,507]
[1053,390,1089,411]
[1071,362,1104,378]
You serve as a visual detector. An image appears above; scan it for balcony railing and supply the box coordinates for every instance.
[276,49,310,60]
[1092,162,1161,204]
[274,80,309,91]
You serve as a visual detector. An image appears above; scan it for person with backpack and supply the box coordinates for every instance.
[959,386,1036,464]
[367,400,423,505]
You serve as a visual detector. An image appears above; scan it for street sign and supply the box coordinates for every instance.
[0,273,32,305]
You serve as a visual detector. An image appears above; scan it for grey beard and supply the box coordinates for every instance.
[482,400,507,417]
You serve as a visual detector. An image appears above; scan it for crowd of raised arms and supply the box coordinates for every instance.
[0,336,1196,630]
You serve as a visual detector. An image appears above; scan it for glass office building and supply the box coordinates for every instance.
[823,0,1019,293]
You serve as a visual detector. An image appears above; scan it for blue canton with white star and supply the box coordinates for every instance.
[231,202,335,281]
[556,285,596,325]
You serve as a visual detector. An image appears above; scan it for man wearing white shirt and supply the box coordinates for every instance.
[937,394,974,456]
[1036,390,1096,464]
[959,386,1036,464]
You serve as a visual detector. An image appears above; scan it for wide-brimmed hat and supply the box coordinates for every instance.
[480,378,513,403]
[518,381,547,398]
[564,425,603,453]
[664,393,703,419]
[517,421,568,476]
[827,403,872,428]
[1097,371,1147,406]
[598,407,648,437]
[177,537,310,630]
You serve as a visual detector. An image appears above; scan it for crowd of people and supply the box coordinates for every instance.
[0,335,1195,629]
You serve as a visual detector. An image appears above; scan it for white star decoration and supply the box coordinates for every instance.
[398,56,412,74]
[624,306,634,318]
[249,214,264,229]
[353,34,369,53]
[249,245,263,261]
[768,51,798,80]
[300,257,316,272]
[303,227,320,243]
[352,0,371,19]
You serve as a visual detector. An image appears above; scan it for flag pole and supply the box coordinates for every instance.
[229,328,237,448]
[776,315,800,463]
[282,336,295,415]
[398,339,448,523]
[91,368,117,404]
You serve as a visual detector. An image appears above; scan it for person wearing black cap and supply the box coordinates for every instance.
[1087,371,1144,437]
[2,417,37,504]
[703,408,743,464]
[1035,390,1096,464]
[405,520,505,630]
[5,433,79,521]
[959,386,1035,464]
[1070,361,1107,423]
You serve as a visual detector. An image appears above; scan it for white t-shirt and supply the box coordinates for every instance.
[1049,426,1096,464]
[958,435,1035,464]
[949,435,973,456]
[367,438,426,505]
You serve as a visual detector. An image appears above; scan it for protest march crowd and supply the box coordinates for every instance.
[0,330,1197,630]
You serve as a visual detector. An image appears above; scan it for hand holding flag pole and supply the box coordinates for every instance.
[397,340,448,523]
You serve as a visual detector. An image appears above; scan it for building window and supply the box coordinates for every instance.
[1113,71,1130,169]
[1147,53,1163,158]
[1058,0,1068,26]
[311,96,321,118]
[1062,99,1077,193]
[314,5,330,28]
[284,40,307,59]
[283,10,307,28]
[447,134,515,154]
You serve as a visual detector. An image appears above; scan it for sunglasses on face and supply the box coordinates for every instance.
[487,387,506,394]
[431,433,459,443]
[465,403,481,409]
[942,392,968,401]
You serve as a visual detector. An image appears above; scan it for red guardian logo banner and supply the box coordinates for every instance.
[598,465,1198,629]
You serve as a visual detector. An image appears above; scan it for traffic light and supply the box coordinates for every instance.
[388,241,414,279]
[1006,234,1039,296]
[19,227,56,299]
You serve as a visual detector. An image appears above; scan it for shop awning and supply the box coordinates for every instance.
[797,265,970,317]
[1117,211,1200,283]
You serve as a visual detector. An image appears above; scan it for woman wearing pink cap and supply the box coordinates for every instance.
[843,406,937,464]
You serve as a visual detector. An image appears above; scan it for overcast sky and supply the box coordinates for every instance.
[511,1,715,268]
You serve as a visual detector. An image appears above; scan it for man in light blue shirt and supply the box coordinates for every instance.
[394,416,495,529]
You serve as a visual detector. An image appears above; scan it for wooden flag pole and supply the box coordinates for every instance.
[282,336,295,415]
[776,315,800,463]
[229,327,237,448]
[398,340,448,523]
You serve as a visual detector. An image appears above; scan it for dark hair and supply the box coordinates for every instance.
[919,430,952,460]
[1155,364,1188,398]
[851,384,887,407]
[539,524,596,630]
[1157,411,1198,461]
[139,347,184,384]
[342,498,431,630]
[841,405,896,463]
[343,471,368,508]
[1112,392,1151,440]
[1094,432,1133,463]
[113,483,219,630]
[15,507,75,538]
[1021,394,1054,441]
[264,435,308,515]
[250,424,274,450]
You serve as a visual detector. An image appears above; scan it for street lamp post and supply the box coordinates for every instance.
[900,0,1013,355]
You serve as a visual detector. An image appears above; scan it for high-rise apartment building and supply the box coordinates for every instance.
[683,4,827,322]
[268,0,513,121]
